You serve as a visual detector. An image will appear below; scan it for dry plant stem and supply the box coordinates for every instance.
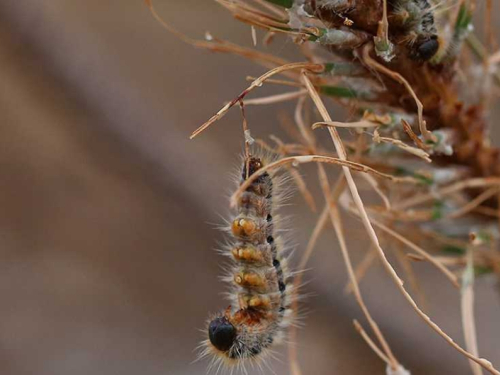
[361,45,435,142]
[373,132,431,162]
[289,98,343,373]
[394,178,500,211]
[251,25,257,46]
[312,121,379,129]
[288,206,329,375]
[231,154,417,205]
[447,187,499,219]
[497,190,500,238]
[490,51,500,65]
[301,72,500,375]
[288,179,342,375]
[290,359,302,375]
[369,218,459,288]
[269,133,317,212]
[462,249,484,375]
[146,0,291,70]
[250,0,287,19]
[314,149,398,368]
[323,179,399,370]
[219,0,317,38]
[288,167,317,212]
[239,101,251,167]
[345,247,377,294]
[393,242,427,308]
[353,320,392,366]
[190,62,323,139]
[402,119,427,150]
[360,173,391,210]
[377,0,390,47]
[289,98,397,372]
[294,96,316,150]
[246,76,304,88]
[485,0,494,56]
[244,89,308,106]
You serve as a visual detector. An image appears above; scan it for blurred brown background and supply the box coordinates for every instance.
[0,1,499,374]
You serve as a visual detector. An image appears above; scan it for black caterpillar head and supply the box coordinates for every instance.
[208,316,237,353]
[413,35,439,61]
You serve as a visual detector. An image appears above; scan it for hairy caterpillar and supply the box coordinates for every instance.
[390,0,440,60]
[301,0,440,60]
[200,153,294,371]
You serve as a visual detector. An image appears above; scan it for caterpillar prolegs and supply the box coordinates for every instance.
[201,153,294,369]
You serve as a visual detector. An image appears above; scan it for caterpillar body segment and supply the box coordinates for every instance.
[201,153,295,370]
[389,0,440,60]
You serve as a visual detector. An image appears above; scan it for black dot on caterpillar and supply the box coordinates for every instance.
[199,151,295,371]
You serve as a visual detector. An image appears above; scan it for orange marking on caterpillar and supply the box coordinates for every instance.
[231,218,257,237]
[201,152,295,369]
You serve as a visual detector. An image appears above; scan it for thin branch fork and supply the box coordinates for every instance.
[190,62,323,139]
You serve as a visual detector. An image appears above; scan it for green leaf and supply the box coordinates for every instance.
[322,62,365,76]
[394,167,434,186]
[319,85,359,98]
[431,200,444,220]
[264,0,294,8]
[442,245,466,255]
[455,3,473,33]
[474,266,494,276]
[414,173,434,186]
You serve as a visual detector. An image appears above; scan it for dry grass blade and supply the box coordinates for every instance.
[288,184,333,375]
[246,76,304,88]
[288,167,317,212]
[393,243,427,308]
[373,130,432,162]
[353,320,392,366]
[360,173,391,210]
[344,247,377,294]
[401,119,427,150]
[461,248,484,375]
[146,0,290,68]
[191,62,323,139]
[244,89,308,106]
[251,0,288,19]
[369,218,460,288]
[314,157,398,368]
[446,187,499,219]
[362,45,435,142]
[395,178,500,210]
[331,209,400,369]
[301,72,500,375]
[312,120,379,129]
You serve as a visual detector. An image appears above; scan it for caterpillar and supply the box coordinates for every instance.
[302,0,441,60]
[390,0,440,60]
[200,153,294,371]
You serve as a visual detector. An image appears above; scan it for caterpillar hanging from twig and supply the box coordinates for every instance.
[200,152,295,371]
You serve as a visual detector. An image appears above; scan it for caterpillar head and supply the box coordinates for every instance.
[208,316,237,353]
[413,35,439,61]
